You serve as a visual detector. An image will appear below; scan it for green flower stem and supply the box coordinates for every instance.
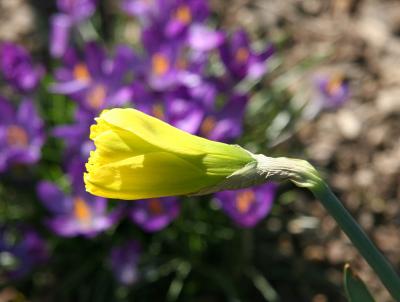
[260,157,400,301]
[310,181,400,301]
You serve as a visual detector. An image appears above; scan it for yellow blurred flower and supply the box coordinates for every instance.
[84,108,255,200]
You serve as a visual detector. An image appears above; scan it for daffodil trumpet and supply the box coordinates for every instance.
[84,108,400,301]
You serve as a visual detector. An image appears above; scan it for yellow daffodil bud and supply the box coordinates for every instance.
[84,108,256,200]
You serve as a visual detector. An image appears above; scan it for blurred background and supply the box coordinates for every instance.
[0,0,399,301]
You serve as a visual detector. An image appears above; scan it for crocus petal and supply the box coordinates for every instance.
[46,216,80,237]
[49,80,89,94]
[50,14,72,58]
[188,25,224,51]
[106,87,132,107]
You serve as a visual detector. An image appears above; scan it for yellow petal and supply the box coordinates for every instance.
[96,108,249,158]
[85,151,225,199]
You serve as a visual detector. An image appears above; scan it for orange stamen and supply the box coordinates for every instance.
[73,63,91,82]
[236,190,255,213]
[73,197,92,222]
[235,47,250,63]
[87,85,107,110]
[326,75,343,96]
[152,53,169,76]
[6,125,28,147]
[200,116,216,137]
[175,5,191,24]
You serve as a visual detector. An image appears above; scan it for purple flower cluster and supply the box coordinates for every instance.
[0,0,280,286]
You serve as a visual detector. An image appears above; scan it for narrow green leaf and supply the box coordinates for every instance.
[344,264,375,302]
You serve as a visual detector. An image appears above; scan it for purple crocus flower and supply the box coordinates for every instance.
[215,183,277,228]
[110,240,141,285]
[164,0,209,39]
[134,42,206,91]
[135,0,208,38]
[0,98,44,172]
[315,74,349,109]
[219,30,274,81]
[136,39,213,91]
[145,45,181,90]
[0,227,48,279]
[37,181,119,237]
[50,0,97,58]
[51,43,133,112]
[0,42,44,93]
[37,161,120,237]
[198,93,248,142]
[138,0,222,53]
[130,197,180,232]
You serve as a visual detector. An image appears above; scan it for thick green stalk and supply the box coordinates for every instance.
[310,181,400,301]
[252,156,400,301]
